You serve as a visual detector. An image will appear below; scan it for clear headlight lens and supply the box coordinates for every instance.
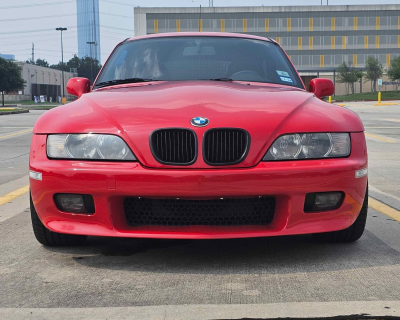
[263,133,350,160]
[47,134,136,160]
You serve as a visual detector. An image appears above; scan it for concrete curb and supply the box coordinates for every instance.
[0,109,29,116]
[0,301,399,320]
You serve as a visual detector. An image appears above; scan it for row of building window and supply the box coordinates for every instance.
[290,53,397,68]
[148,17,400,33]
[277,35,400,50]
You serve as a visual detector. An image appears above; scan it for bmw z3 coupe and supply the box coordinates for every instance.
[29,33,368,246]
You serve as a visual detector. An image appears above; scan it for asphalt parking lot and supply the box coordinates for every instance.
[0,105,400,319]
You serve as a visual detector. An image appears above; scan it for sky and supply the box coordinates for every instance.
[0,0,398,65]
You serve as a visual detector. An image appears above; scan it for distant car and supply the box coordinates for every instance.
[29,32,368,246]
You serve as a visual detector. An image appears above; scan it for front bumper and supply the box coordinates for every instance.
[29,133,368,239]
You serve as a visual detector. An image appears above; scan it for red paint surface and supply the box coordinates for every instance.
[29,32,368,239]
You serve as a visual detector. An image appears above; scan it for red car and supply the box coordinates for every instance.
[29,32,368,246]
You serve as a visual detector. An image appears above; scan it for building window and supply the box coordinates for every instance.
[313,18,321,31]
[269,18,278,32]
[301,55,310,68]
[301,18,309,31]
[323,17,331,31]
[292,18,300,31]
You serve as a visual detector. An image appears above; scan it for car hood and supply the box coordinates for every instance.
[34,81,364,168]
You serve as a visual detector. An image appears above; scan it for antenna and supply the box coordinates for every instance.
[31,43,34,63]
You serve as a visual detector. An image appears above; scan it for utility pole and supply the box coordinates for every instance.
[31,43,34,64]
[87,41,96,84]
[56,27,67,104]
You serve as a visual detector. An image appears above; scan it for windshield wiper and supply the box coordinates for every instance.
[207,78,234,82]
[94,78,160,88]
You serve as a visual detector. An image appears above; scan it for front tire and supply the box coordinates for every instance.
[312,188,368,243]
[30,194,87,246]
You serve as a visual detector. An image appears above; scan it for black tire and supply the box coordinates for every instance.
[30,194,87,246]
[312,187,368,243]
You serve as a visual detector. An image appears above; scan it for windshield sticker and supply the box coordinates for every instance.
[276,70,290,77]
[279,76,294,83]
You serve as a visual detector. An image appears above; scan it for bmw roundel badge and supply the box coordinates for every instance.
[190,117,209,127]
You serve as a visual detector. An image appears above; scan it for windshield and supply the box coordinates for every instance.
[95,36,303,88]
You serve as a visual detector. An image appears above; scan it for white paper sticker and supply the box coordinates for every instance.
[276,70,290,77]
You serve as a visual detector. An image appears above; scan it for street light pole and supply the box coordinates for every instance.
[56,27,67,103]
[87,41,96,84]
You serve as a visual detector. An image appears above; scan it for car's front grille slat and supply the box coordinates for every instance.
[204,128,249,166]
[124,197,275,227]
[151,129,196,165]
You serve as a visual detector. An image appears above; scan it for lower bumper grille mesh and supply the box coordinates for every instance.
[124,197,275,227]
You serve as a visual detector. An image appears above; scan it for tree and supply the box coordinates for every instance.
[0,57,25,106]
[51,55,102,83]
[67,55,102,83]
[35,58,49,68]
[25,58,50,67]
[388,56,400,91]
[336,61,363,95]
[364,56,383,92]
[50,61,67,70]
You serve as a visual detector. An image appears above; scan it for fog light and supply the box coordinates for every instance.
[355,167,368,178]
[29,170,42,181]
[304,192,344,212]
[54,194,95,214]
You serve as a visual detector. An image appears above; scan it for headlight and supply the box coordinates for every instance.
[47,134,136,160]
[263,133,350,160]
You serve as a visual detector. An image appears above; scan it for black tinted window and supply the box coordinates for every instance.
[96,36,303,88]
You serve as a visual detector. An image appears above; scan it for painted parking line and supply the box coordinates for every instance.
[382,118,400,123]
[364,132,396,143]
[0,129,32,140]
[369,197,400,223]
[1,127,33,129]
[365,127,400,129]
[0,185,29,206]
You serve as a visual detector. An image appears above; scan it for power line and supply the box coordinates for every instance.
[0,13,76,23]
[0,26,76,35]
[0,9,132,23]
[101,12,133,19]
[101,25,134,32]
[0,1,74,10]
[99,0,136,6]
[102,30,133,36]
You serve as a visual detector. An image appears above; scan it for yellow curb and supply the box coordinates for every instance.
[369,197,400,222]
[0,185,30,206]
[373,103,398,106]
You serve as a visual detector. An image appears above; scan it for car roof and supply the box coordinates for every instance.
[126,32,276,44]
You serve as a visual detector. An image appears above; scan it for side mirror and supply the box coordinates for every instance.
[309,78,334,99]
[67,77,91,98]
